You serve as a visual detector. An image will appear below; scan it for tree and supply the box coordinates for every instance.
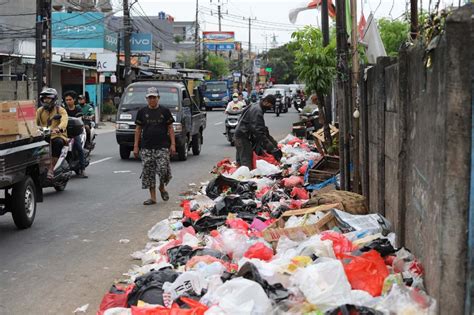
[289,26,337,146]
[263,44,297,84]
[205,53,229,79]
[176,52,196,69]
[378,18,409,57]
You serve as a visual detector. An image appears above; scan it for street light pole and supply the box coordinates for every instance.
[123,0,132,87]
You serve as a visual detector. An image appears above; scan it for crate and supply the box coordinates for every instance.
[262,203,341,243]
[307,156,340,184]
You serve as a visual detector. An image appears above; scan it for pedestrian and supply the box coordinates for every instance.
[63,90,88,178]
[234,94,283,169]
[134,87,176,205]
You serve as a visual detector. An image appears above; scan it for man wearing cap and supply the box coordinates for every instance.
[134,87,176,205]
[234,94,282,169]
[225,92,245,114]
[78,94,95,148]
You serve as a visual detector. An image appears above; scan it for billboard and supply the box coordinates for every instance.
[203,31,235,51]
[104,33,153,53]
[52,12,105,53]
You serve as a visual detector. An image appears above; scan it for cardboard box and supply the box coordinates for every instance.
[0,101,38,136]
[262,203,341,243]
[0,134,21,144]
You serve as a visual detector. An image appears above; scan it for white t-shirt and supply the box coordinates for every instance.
[226,101,245,113]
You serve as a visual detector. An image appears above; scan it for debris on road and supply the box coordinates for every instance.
[97,134,437,314]
[73,303,89,314]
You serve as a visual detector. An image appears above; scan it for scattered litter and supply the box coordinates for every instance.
[119,239,130,244]
[73,303,89,314]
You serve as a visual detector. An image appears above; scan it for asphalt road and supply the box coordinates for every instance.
[0,108,300,314]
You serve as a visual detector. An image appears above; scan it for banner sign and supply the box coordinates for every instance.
[204,43,236,51]
[104,33,153,53]
[52,12,105,53]
[202,31,235,43]
[96,53,117,72]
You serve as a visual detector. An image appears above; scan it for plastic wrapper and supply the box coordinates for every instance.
[251,159,281,176]
[162,271,206,307]
[103,308,132,315]
[227,166,252,181]
[148,219,174,241]
[98,285,134,315]
[290,186,309,200]
[375,284,437,314]
[321,231,355,257]
[127,268,179,307]
[281,176,304,188]
[243,242,274,261]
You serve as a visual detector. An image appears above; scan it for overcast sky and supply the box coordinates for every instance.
[116,0,464,53]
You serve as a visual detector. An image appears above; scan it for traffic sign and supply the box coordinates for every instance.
[265,67,273,73]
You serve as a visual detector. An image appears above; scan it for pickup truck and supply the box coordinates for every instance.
[115,80,207,161]
[0,135,50,229]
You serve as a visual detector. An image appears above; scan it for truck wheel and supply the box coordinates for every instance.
[177,140,188,161]
[192,133,202,155]
[11,176,36,229]
[120,145,131,160]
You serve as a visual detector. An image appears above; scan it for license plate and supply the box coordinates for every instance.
[212,94,219,97]
[120,113,132,119]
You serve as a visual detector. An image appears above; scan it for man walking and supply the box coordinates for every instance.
[234,94,282,169]
[134,87,176,205]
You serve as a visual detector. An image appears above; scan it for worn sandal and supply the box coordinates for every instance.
[143,199,157,205]
[160,190,169,201]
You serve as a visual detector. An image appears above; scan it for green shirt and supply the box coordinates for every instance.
[81,104,94,116]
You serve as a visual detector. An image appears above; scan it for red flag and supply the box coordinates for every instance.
[289,0,336,24]
[358,13,367,39]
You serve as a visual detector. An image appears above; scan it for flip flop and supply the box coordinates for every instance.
[143,199,157,205]
[160,190,169,201]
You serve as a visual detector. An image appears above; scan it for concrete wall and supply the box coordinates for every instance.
[0,81,35,101]
[359,5,473,313]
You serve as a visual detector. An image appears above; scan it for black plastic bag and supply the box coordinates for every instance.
[236,262,289,302]
[192,215,227,232]
[167,245,194,268]
[191,248,230,262]
[212,195,258,217]
[127,267,179,306]
[325,304,384,315]
[360,238,396,257]
[206,175,257,200]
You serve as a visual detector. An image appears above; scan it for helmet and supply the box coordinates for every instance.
[39,87,58,110]
[232,93,239,98]
[250,91,258,102]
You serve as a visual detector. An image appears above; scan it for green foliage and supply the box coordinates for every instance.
[263,44,298,84]
[378,18,410,57]
[289,26,337,96]
[176,52,196,69]
[205,53,229,79]
[174,35,183,43]
[101,101,117,115]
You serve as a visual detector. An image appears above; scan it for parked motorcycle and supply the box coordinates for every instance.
[299,107,321,139]
[294,95,306,112]
[224,107,243,146]
[82,114,96,151]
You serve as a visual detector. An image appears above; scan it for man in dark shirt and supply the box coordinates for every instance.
[234,94,282,169]
[134,87,176,205]
[63,91,88,178]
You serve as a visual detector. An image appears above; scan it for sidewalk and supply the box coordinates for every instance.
[95,121,116,135]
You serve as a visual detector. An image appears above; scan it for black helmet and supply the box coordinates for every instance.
[39,87,58,110]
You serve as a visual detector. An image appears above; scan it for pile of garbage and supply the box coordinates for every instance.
[98,135,437,315]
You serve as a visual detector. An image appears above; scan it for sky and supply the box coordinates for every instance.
[113,0,464,54]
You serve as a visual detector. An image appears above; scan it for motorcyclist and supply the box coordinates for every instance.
[225,92,245,113]
[249,91,258,104]
[35,88,69,180]
[63,91,88,178]
[78,94,94,148]
[233,94,283,169]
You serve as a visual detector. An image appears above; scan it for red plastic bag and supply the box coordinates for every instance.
[182,200,200,221]
[282,176,304,188]
[97,285,134,315]
[226,218,250,231]
[299,163,308,175]
[244,242,274,261]
[321,231,355,257]
[252,152,279,169]
[256,186,272,199]
[290,187,309,200]
[159,239,182,256]
[131,297,208,315]
[342,250,390,296]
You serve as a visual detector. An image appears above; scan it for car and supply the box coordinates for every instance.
[115,80,207,161]
[263,88,288,113]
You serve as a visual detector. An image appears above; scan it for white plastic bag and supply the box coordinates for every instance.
[162,271,207,307]
[147,219,173,241]
[251,160,280,176]
[201,278,272,315]
[103,308,132,315]
[227,166,251,181]
[291,258,352,309]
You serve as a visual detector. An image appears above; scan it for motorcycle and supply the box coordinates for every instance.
[224,107,243,146]
[67,115,91,175]
[39,117,72,192]
[299,107,321,139]
[82,114,96,151]
[294,95,306,113]
[275,95,283,117]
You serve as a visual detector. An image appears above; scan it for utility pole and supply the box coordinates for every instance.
[248,17,252,60]
[35,0,52,100]
[351,0,360,193]
[123,0,132,87]
[320,0,333,151]
[195,0,200,68]
[410,0,418,40]
[335,0,351,191]
[218,3,222,31]
[321,0,330,46]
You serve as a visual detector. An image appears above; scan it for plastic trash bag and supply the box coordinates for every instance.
[251,159,281,176]
[167,245,194,268]
[226,218,250,231]
[360,238,396,257]
[127,267,179,306]
[131,297,208,315]
[290,187,309,200]
[162,271,206,307]
[324,304,384,315]
[342,250,390,297]
[200,277,272,315]
[192,215,227,233]
[252,151,280,169]
[321,231,355,257]
[206,175,257,200]
[98,285,134,315]
[375,284,437,314]
[244,242,274,261]
[148,219,173,241]
[281,176,304,188]
[104,308,132,315]
[291,258,352,309]
[212,195,257,217]
[227,166,251,181]
[331,209,392,235]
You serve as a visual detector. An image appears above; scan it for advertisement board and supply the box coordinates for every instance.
[104,33,153,53]
[204,43,236,51]
[96,53,117,72]
[52,12,105,53]
[202,31,235,43]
